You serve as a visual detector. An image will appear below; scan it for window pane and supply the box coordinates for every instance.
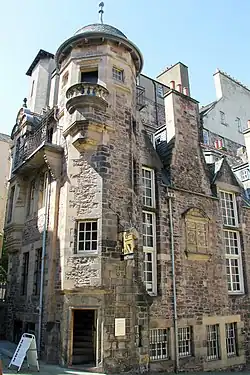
[142,168,154,207]
[178,327,192,357]
[220,191,237,226]
[207,325,220,360]
[226,323,237,357]
[150,329,169,360]
[77,221,98,252]
[85,222,91,231]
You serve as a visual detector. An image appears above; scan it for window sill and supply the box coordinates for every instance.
[179,354,192,359]
[72,252,99,257]
[228,292,245,296]
[150,358,170,362]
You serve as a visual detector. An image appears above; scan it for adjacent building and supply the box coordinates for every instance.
[5,18,250,373]
[0,133,12,258]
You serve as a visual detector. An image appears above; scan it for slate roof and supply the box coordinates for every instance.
[75,23,127,39]
[156,137,175,169]
[199,101,217,115]
[26,49,54,76]
[0,133,11,143]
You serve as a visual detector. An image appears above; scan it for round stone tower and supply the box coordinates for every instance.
[50,22,149,372]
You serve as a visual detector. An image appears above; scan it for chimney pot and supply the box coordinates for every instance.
[248,120,250,129]
[183,87,189,96]
[176,84,182,93]
[170,80,175,90]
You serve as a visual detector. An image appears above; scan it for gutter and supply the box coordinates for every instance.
[152,80,159,126]
[167,188,179,372]
[37,172,51,355]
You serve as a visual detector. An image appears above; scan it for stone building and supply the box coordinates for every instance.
[200,70,250,175]
[4,18,250,373]
[0,133,12,257]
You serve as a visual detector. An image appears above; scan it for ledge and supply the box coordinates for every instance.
[185,251,212,261]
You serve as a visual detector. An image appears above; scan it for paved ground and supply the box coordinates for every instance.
[0,341,105,375]
[1,340,250,375]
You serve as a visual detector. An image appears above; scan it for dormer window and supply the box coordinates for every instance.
[112,66,124,82]
[240,168,249,182]
[81,70,98,84]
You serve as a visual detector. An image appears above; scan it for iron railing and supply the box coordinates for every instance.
[13,122,53,169]
[136,85,146,110]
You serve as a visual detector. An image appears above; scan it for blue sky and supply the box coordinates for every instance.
[0,0,249,135]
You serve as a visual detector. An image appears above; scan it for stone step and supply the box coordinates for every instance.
[73,347,93,355]
[73,335,92,342]
[74,341,93,348]
[72,354,94,364]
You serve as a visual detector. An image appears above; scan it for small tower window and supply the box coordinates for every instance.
[62,71,69,87]
[112,67,124,82]
[81,70,98,84]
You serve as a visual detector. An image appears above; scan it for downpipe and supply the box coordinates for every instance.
[168,190,179,372]
[37,172,51,356]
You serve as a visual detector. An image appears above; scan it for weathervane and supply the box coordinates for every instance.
[99,2,104,24]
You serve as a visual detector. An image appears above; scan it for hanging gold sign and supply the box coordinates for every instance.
[121,228,138,260]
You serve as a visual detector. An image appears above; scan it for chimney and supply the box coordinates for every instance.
[176,84,182,93]
[164,87,211,195]
[170,80,175,90]
[157,62,190,95]
[213,70,224,100]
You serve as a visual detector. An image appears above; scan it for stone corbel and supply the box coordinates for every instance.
[43,149,62,180]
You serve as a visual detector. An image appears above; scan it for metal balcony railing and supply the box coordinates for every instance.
[13,122,53,169]
[136,85,146,110]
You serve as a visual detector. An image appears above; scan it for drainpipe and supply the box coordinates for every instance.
[167,189,179,372]
[152,80,159,126]
[37,172,51,356]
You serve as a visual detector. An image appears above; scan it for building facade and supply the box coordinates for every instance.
[0,133,12,258]
[4,20,250,373]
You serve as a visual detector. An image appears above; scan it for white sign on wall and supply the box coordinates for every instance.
[8,333,40,372]
[115,318,126,337]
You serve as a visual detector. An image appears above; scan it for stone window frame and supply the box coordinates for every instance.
[202,315,244,370]
[76,219,99,254]
[21,251,29,296]
[142,166,155,208]
[7,185,16,223]
[61,71,69,88]
[33,248,42,295]
[183,207,210,256]
[112,66,124,82]
[143,211,157,296]
[219,189,244,295]
[219,190,238,227]
[26,179,36,218]
[224,229,244,294]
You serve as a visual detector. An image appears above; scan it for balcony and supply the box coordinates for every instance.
[66,82,109,115]
[13,122,63,179]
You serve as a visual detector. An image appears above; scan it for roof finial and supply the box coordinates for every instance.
[99,2,104,24]
[23,98,27,108]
